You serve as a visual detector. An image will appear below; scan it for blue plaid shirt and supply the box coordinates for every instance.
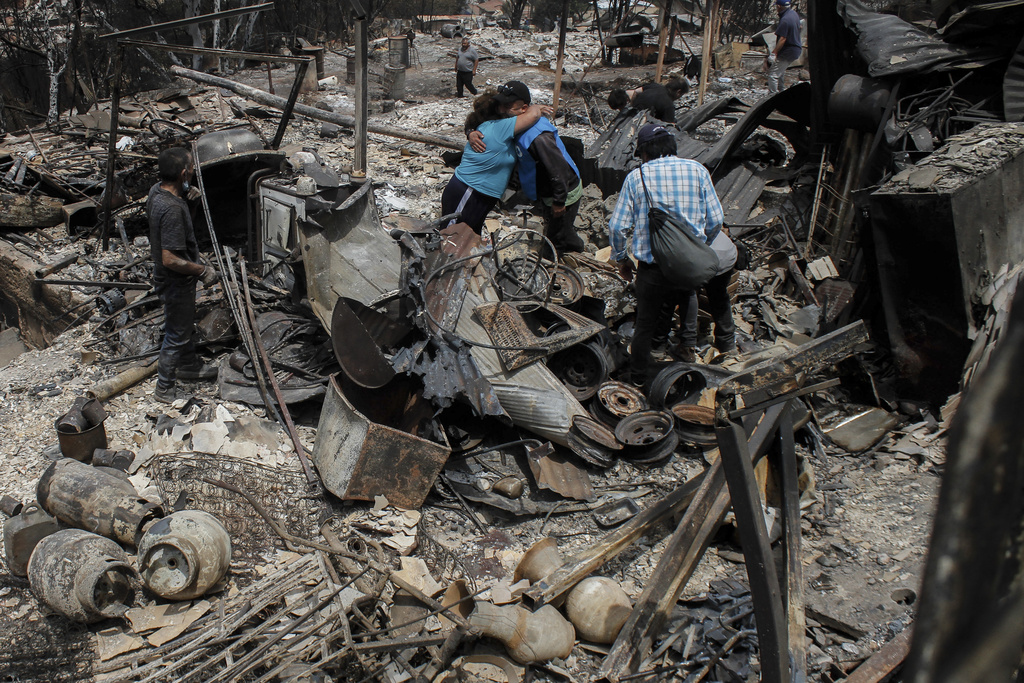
[608,156,725,264]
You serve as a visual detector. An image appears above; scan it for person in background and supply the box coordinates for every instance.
[441,83,548,233]
[607,124,724,386]
[455,37,479,97]
[607,79,689,121]
[766,0,802,94]
[468,81,585,256]
[147,147,219,404]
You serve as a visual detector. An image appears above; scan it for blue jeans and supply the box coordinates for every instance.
[156,277,198,392]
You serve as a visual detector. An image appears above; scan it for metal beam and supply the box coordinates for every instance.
[271,58,311,149]
[98,2,275,40]
[119,38,309,64]
[353,18,368,179]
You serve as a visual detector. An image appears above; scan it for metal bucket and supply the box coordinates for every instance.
[385,65,406,100]
[55,397,108,462]
[388,36,409,67]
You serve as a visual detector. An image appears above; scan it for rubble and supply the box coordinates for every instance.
[0,1,1021,682]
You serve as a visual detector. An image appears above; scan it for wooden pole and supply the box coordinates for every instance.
[551,0,571,118]
[697,0,717,105]
[654,2,670,83]
[592,0,606,63]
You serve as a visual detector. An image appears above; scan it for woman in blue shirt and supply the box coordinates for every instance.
[441,81,548,233]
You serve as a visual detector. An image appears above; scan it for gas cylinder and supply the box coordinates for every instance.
[37,458,162,546]
[138,510,231,600]
[27,529,137,623]
[3,503,59,577]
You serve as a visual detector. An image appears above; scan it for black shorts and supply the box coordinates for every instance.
[441,175,499,234]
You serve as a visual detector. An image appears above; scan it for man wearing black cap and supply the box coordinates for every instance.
[607,123,725,385]
[766,0,802,94]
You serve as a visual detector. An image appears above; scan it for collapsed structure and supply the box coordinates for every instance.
[0,0,1022,682]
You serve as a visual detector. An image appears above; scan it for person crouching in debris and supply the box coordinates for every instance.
[441,83,550,234]
[468,80,585,256]
[766,0,802,94]
[607,79,689,122]
[147,147,219,404]
[608,123,725,386]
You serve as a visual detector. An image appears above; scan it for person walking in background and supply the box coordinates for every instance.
[147,147,219,404]
[766,0,802,94]
[607,124,725,386]
[455,37,479,97]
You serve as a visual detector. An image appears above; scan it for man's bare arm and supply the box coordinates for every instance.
[162,249,205,277]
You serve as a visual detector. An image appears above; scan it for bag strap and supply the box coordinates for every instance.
[704,224,721,245]
[642,160,720,245]
[638,162,656,211]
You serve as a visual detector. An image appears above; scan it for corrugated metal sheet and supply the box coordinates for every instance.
[837,0,972,77]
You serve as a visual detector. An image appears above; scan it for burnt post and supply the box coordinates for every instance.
[551,0,570,118]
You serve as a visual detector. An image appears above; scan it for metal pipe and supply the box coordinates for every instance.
[353,18,368,178]
[98,2,274,40]
[270,58,311,150]
[119,38,309,63]
[101,44,123,251]
[239,256,316,483]
[35,278,150,290]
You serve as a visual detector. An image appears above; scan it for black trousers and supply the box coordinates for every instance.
[632,262,691,382]
[156,277,199,392]
[456,70,477,97]
[539,199,583,257]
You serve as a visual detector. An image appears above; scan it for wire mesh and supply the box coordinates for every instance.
[151,453,330,579]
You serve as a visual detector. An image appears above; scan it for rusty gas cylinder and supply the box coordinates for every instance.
[27,529,137,623]
[138,510,231,600]
[3,503,59,577]
[37,458,162,546]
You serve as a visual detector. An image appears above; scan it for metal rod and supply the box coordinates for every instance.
[239,256,316,483]
[34,278,150,290]
[98,2,275,40]
[353,18,368,178]
[551,0,570,117]
[101,44,123,251]
[270,58,311,150]
[119,38,309,63]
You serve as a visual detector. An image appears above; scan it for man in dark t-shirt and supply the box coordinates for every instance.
[147,147,219,404]
[607,79,689,123]
[766,0,802,94]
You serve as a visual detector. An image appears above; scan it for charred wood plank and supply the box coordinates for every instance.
[717,418,789,683]
[598,403,787,681]
[775,403,807,683]
[717,320,868,407]
[846,628,912,683]
[522,474,705,608]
